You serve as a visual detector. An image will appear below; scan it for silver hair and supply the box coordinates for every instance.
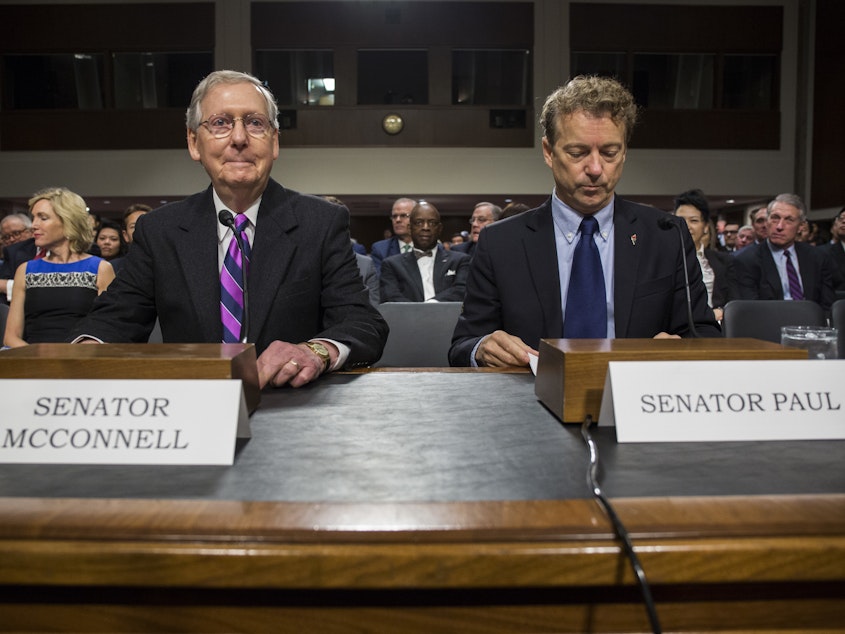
[0,212,32,230]
[474,202,503,221]
[185,70,279,131]
[767,193,807,222]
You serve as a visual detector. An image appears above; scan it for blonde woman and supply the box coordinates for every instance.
[3,188,114,347]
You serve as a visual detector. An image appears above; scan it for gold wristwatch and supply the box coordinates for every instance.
[303,341,331,372]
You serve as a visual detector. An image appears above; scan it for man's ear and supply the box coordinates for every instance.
[187,129,201,162]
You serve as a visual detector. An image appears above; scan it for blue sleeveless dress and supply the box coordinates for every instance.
[24,256,103,343]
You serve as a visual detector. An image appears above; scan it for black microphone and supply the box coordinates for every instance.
[658,214,699,338]
[218,210,250,343]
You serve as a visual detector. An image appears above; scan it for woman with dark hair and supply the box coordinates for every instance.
[3,188,114,347]
[95,218,128,271]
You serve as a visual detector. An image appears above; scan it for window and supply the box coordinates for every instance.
[113,52,212,109]
[3,54,105,110]
[452,49,530,105]
[254,50,335,106]
[357,50,428,105]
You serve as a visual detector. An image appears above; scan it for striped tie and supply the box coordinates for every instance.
[220,213,251,343]
[784,249,804,301]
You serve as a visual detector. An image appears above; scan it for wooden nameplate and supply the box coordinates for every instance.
[535,338,807,424]
[0,343,261,414]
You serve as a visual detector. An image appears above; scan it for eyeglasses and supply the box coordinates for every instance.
[411,219,441,228]
[469,216,492,226]
[198,113,274,138]
[391,213,410,221]
[723,230,738,235]
[0,228,29,244]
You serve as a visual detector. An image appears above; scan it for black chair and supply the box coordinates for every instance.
[375,302,462,367]
[0,303,8,344]
[722,299,826,343]
[832,299,845,359]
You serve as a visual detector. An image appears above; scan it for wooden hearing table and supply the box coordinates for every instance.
[0,362,843,632]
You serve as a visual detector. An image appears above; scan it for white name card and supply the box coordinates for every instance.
[0,379,250,465]
[599,360,845,443]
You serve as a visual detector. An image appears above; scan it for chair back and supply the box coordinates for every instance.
[723,299,826,343]
[832,299,845,359]
[375,302,462,367]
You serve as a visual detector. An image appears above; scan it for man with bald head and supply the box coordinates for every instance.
[379,202,469,303]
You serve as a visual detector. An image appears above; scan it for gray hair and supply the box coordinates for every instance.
[0,212,32,230]
[767,193,807,222]
[186,70,279,131]
[474,202,503,221]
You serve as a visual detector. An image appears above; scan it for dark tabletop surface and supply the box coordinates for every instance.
[1,372,842,502]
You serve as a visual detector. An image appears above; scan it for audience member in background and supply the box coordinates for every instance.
[95,218,128,273]
[321,195,380,307]
[450,76,719,368]
[673,189,736,322]
[4,188,114,347]
[0,213,36,304]
[824,207,845,293]
[122,203,151,245]
[734,193,834,310]
[450,232,465,247]
[380,202,469,303]
[721,222,739,252]
[500,201,530,220]
[750,206,768,243]
[70,70,387,387]
[370,197,415,274]
[734,225,755,253]
[451,202,502,259]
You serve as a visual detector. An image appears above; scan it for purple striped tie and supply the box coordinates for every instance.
[784,249,803,301]
[220,213,251,343]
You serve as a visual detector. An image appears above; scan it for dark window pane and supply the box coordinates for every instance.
[254,50,334,106]
[452,49,530,105]
[113,52,212,109]
[570,52,627,81]
[723,55,777,109]
[633,53,714,109]
[3,53,104,109]
[358,50,427,105]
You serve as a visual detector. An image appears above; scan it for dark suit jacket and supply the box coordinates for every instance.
[70,180,388,367]
[450,240,477,258]
[704,247,737,309]
[449,197,720,366]
[733,240,834,310]
[823,242,845,293]
[379,248,469,303]
[370,237,404,275]
[0,238,37,304]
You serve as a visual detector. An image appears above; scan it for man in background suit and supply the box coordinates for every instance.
[824,207,845,294]
[734,194,834,310]
[450,76,719,368]
[0,213,36,304]
[72,70,387,388]
[370,197,415,274]
[380,202,469,303]
[451,202,502,260]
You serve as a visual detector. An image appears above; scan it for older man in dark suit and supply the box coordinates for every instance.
[380,202,469,303]
[734,194,834,310]
[450,76,719,368]
[72,70,387,388]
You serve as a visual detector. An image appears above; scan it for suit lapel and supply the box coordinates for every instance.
[176,188,221,343]
[523,202,563,336]
[794,243,815,300]
[248,179,298,340]
[759,244,784,299]
[400,252,425,300]
[612,199,640,337]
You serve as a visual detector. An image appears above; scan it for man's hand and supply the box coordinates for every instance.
[257,340,337,389]
[475,330,537,367]
[653,332,681,339]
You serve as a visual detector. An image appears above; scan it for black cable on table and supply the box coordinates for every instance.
[580,416,662,634]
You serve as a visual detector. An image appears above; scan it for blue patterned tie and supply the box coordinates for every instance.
[784,249,803,301]
[220,213,251,343]
[563,216,607,338]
